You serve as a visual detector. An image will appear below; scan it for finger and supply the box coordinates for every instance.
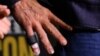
[0,31,4,39]
[35,22,54,54]
[49,11,73,31]
[3,8,10,16]
[0,8,10,18]
[26,29,40,56]
[43,21,67,46]
[25,25,34,36]
[24,24,40,55]
[26,33,40,56]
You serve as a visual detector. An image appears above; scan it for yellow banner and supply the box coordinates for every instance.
[0,35,34,56]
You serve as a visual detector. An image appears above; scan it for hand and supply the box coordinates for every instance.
[0,5,11,39]
[12,0,72,55]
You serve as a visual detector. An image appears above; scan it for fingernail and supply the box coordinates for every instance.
[50,50,54,54]
[34,48,40,56]
[31,43,40,56]
[48,48,54,54]
[70,27,73,31]
[49,50,54,54]
[62,40,67,46]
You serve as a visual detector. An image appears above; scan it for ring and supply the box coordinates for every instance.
[26,33,38,45]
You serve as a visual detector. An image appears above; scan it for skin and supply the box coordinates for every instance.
[0,5,11,39]
[12,0,73,55]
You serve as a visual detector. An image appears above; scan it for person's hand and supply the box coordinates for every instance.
[0,5,11,39]
[12,0,72,55]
